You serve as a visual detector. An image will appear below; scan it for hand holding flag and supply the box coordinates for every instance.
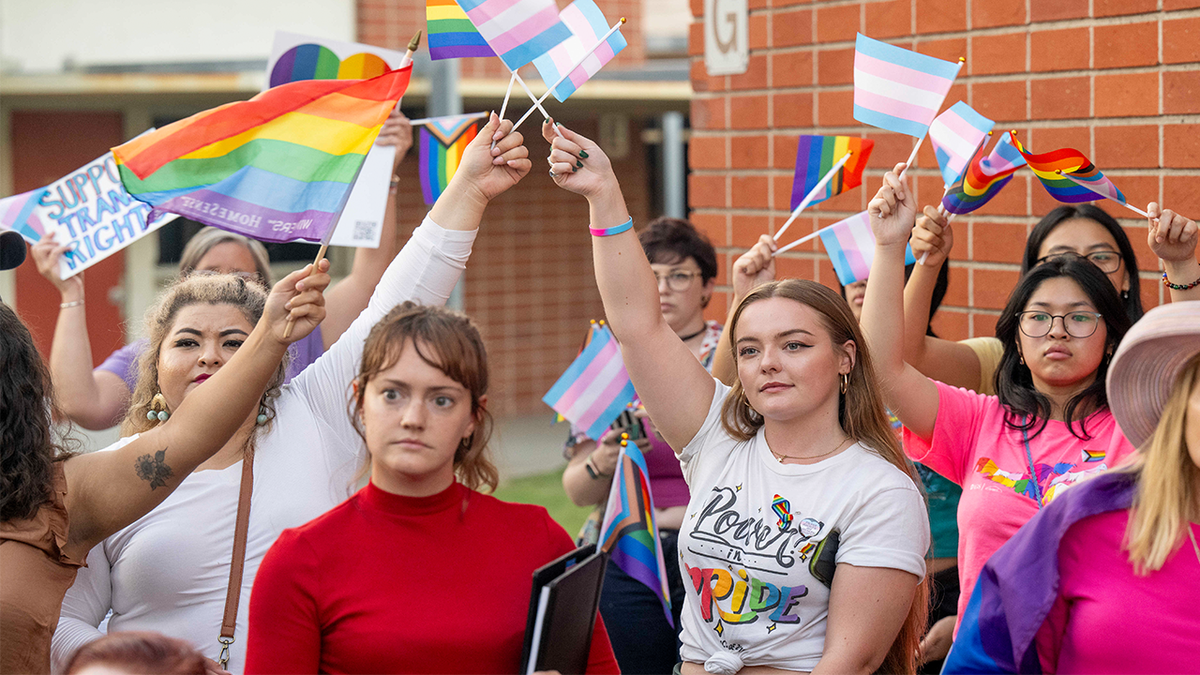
[1147,202,1200,266]
[429,113,533,226]
[868,163,919,249]
[909,205,955,268]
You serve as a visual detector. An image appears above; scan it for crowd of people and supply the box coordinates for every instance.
[2,103,1199,675]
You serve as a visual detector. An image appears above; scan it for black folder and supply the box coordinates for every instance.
[519,544,608,675]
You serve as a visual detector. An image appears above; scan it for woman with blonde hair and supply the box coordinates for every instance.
[945,301,1200,674]
[542,120,930,675]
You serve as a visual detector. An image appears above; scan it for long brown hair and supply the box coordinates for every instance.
[720,279,927,674]
[351,301,498,493]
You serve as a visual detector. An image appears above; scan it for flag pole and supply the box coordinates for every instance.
[898,57,965,182]
[509,70,564,138]
[511,18,627,133]
[774,151,853,243]
[282,29,422,339]
[1054,170,1150,218]
[773,219,841,257]
[916,184,953,265]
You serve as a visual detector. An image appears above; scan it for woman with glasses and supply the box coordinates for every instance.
[901,202,1199,395]
[860,165,1140,636]
[560,217,721,675]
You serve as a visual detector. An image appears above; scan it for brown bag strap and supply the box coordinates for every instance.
[217,448,254,669]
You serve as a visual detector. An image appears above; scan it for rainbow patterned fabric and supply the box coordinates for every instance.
[455,0,572,71]
[427,0,495,59]
[942,131,1027,215]
[1013,136,1127,205]
[790,135,875,210]
[112,69,412,244]
[419,114,484,205]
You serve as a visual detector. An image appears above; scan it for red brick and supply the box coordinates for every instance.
[1139,280,1162,314]
[1029,126,1090,157]
[1095,125,1159,169]
[1164,17,1200,65]
[1165,0,1200,9]
[749,13,769,50]
[1094,0,1157,16]
[1031,77,1090,120]
[772,175,798,211]
[777,216,823,253]
[869,134,915,168]
[773,134,799,170]
[916,0,967,35]
[732,214,772,247]
[773,91,814,128]
[970,32,1027,76]
[1165,176,1200,217]
[813,186,866,215]
[1094,22,1158,69]
[973,312,1000,339]
[931,309,970,341]
[1164,124,1200,168]
[775,254,818,283]
[689,60,709,92]
[974,268,1021,310]
[688,135,728,170]
[816,3,860,43]
[1031,28,1089,73]
[691,97,726,131]
[816,89,857,127]
[714,252,730,286]
[688,22,705,57]
[816,46,855,86]
[973,0,1025,29]
[773,8,813,49]
[973,173,1030,217]
[1031,0,1089,22]
[916,37,967,65]
[730,175,770,209]
[730,54,769,91]
[689,0,703,20]
[772,50,814,88]
[864,0,911,39]
[730,134,770,169]
[1094,72,1158,118]
[748,0,767,9]
[972,221,1030,264]
[689,174,727,208]
[972,79,1028,123]
[1164,71,1200,115]
[729,94,770,129]
[690,212,728,246]
[945,265,970,306]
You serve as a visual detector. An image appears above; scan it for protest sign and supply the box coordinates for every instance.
[266,31,409,249]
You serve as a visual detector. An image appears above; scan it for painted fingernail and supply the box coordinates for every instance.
[579,150,589,158]
[576,160,583,169]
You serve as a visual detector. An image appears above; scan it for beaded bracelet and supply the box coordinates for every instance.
[1162,272,1200,291]
[589,217,633,237]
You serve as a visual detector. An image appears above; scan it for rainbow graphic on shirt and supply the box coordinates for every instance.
[974,453,1108,504]
[772,494,793,530]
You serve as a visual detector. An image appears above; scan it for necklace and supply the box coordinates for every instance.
[769,437,850,464]
[678,324,707,342]
[1188,525,1200,565]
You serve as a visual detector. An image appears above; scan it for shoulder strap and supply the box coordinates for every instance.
[217,448,254,669]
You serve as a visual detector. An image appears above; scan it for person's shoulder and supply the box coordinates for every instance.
[277,491,362,544]
[843,443,922,492]
[95,434,141,454]
[960,336,1002,356]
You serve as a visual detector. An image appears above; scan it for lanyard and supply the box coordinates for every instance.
[1020,419,1044,509]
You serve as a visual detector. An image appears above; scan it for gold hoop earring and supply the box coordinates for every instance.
[738,388,759,419]
[839,372,850,395]
[146,393,170,423]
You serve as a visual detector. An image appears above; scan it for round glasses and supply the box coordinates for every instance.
[653,270,700,292]
[1035,250,1122,274]
[1017,311,1103,338]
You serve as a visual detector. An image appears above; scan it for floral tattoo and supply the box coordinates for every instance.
[134,449,173,490]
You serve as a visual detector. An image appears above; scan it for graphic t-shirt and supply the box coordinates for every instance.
[676,380,929,674]
[901,380,1138,632]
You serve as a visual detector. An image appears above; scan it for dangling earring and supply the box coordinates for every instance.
[1120,289,1130,302]
[147,393,170,423]
[256,405,268,426]
[839,372,850,395]
[738,388,759,419]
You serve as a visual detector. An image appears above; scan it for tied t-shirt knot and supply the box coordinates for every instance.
[704,652,744,675]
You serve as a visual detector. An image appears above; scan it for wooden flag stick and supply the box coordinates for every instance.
[1054,170,1150,218]
[774,151,853,243]
[282,30,421,339]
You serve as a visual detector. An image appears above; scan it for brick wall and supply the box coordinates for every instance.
[687,0,1200,341]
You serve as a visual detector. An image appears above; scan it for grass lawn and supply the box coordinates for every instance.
[493,469,594,538]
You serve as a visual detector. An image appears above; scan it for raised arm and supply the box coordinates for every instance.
[860,164,938,440]
[904,207,983,390]
[61,263,331,556]
[321,108,414,349]
[1147,203,1200,303]
[544,121,713,451]
[711,234,777,386]
[31,235,131,429]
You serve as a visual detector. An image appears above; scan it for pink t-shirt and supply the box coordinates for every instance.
[1035,510,1200,674]
[901,381,1137,629]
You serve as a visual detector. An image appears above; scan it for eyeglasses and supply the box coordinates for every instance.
[653,270,700,292]
[1035,251,1122,274]
[1017,311,1103,338]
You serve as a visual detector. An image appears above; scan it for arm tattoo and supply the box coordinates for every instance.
[134,448,174,490]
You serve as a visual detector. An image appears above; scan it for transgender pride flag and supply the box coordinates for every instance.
[532,0,626,102]
[819,211,915,286]
[542,322,637,441]
[853,33,961,138]
[929,102,994,186]
[0,188,50,244]
[456,0,572,71]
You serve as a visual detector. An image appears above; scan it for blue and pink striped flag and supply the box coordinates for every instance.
[928,102,994,187]
[853,33,961,138]
[531,0,626,102]
[456,0,572,71]
[542,322,637,441]
[0,188,50,244]
[942,132,1026,215]
[819,211,916,286]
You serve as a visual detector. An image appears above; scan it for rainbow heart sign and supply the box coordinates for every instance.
[269,44,391,87]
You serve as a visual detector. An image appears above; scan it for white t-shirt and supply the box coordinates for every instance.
[676,380,929,674]
[51,217,476,674]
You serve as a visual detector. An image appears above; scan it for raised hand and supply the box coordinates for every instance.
[264,259,331,345]
[31,232,83,299]
[542,119,619,200]
[733,234,777,300]
[868,163,918,248]
[449,111,532,204]
[1147,202,1198,263]
[375,106,414,172]
[910,205,954,267]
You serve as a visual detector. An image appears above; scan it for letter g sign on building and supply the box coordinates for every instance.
[704,0,748,76]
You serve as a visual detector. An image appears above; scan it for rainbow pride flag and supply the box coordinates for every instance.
[531,0,626,102]
[0,188,50,244]
[419,113,484,205]
[457,0,572,71]
[1012,136,1126,205]
[600,440,673,626]
[542,322,636,441]
[929,102,994,187]
[427,0,495,59]
[942,132,1026,215]
[853,33,961,138]
[112,69,412,244]
[819,211,915,286]
[790,135,875,210]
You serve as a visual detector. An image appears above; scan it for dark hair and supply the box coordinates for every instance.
[994,256,1131,440]
[1022,204,1143,322]
[65,631,207,674]
[840,262,951,336]
[639,217,718,283]
[0,303,76,522]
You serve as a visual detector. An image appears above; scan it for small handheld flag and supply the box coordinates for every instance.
[531,0,627,102]
[418,113,485,205]
[427,0,495,59]
[928,102,994,187]
[942,131,1026,215]
[818,211,916,286]
[853,34,962,139]
[542,322,637,442]
[1012,136,1127,205]
[455,0,572,71]
[0,188,50,244]
[790,136,875,211]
